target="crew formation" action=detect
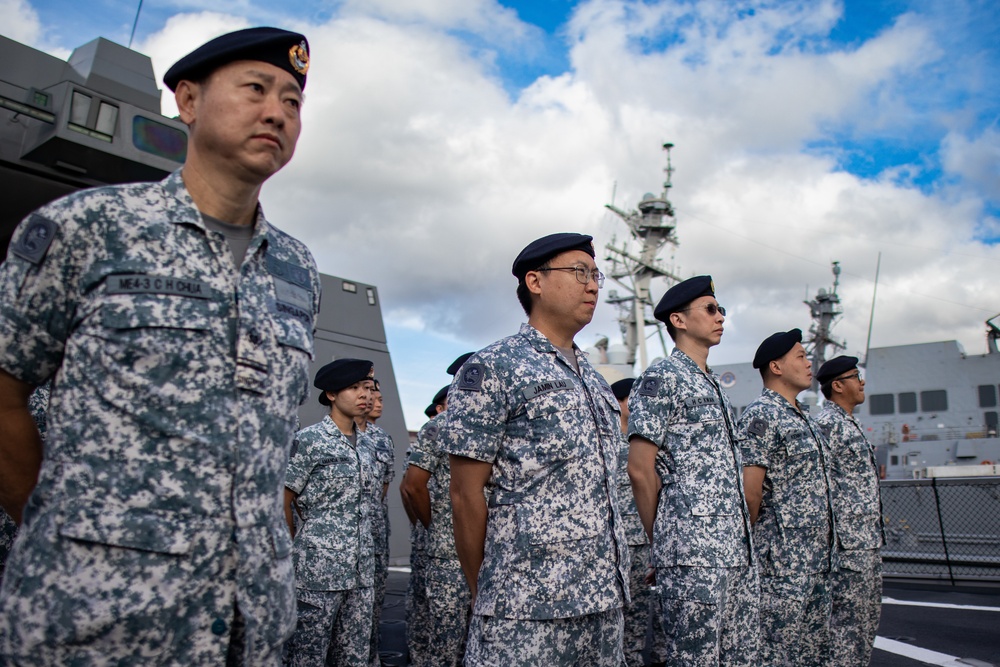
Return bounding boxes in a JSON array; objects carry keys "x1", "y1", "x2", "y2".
[{"x1": 0, "y1": 26, "x2": 885, "y2": 667}]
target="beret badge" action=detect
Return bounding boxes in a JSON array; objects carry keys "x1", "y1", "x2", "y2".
[{"x1": 289, "y1": 40, "x2": 309, "y2": 75}]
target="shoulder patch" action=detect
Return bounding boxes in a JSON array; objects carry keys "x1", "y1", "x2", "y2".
[
  {"x1": 458, "y1": 363, "x2": 485, "y2": 391},
  {"x1": 424, "y1": 424, "x2": 439, "y2": 439},
  {"x1": 637, "y1": 377, "x2": 660, "y2": 398},
  {"x1": 748, "y1": 417, "x2": 767, "y2": 438},
  {"x1": 11, "y1": 215, "x2": 58, "y2": 264}
]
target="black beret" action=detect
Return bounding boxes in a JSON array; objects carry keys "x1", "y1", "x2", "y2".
[
  {"x1": 610, "y1": 378, "x2": 635, "y2": 401},
  {"x1": 314, "y1": 358, "x2": 373, "y2": 405},
  {"x1": 512, "y1": 233, "x2": 595, "y2": 280},
  {"x1": 752, "y1": 329, "x2": 803, "y2": 369},
  {"x1": 816, "y1": 356, "x2": 859, "y2": 385},
  {"x1": 164, "y1": 27, "x2": 310, "y2": 92},
  {"x1": 424, "y1": 384, "x2": 451, "y2": 418},
  {"x1": 653, "y1": 275, "x2": 715, "y2": 323},
  {"x1": 447, "y1": 352, "x2": 474, "y2": 376}
]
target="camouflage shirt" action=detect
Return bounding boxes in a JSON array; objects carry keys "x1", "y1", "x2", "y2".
[
  {"x1": 628, "y1": 349, "x2": 753, "y2": 568},
  {"x1": 739, "y1": 389, "x2": 837, "y2": 576},
  {"x1": 441, "y1": 323, "x2": 630, "y2": 620},
  {"x1": 409, "y1": 413, "x2": 459, "y2": 560},
  {"x1": 286, "y1": 417, "x2": 377, "y2": 591},
  {"x1": 0, "y1": 170, "x2": 320, "y2": 660},
  {"x1": 359, "y1": 422, "x2": 394, "y2": 553},
  {"x1": 815, "y1": 402, "x2": 885, "y2": 565}
]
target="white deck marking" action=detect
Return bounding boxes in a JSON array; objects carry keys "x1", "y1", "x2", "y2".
[
  {"x1": 883, "y1": 596, "x2": 1000, "y2": 613},
  {"x1": 873, "y1": 637, "x2": 971, "y2": 666}
]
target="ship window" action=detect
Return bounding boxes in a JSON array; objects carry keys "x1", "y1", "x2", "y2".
[
  {"x1": 979, "y1": 385, "x2": 998, "y2": 408},
  {"x1": 869, "y1": 394, "x2": 895, "y2": 415},
  {"x1": 890, "y1": 455, "x2": 899, "y2": 466},
  {"x1": 70, "y1": 91, "x2": 92, "y2": 126},
  {"x1": 898, "y1": 392, "x2": 917, "y2": 414},
  {"x1": 132, "y1": 117, "x2": 187, "y2": 162},
  {"x1": 95, "y1": 102, "x2": 118, "y2": 136},
  {"x1": 986, "y1": 412, "x2": 998, "y2": 437},
  {"x1": 920, "y1": 390, "x2": 948, "y2": 412},
  {"x1": 366, "y1": 287, "x2": 376, "y2": 306}
]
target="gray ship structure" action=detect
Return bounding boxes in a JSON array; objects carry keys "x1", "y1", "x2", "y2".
[{"x1": 0, "y1": 34, "x2": 412, "y2": 562}]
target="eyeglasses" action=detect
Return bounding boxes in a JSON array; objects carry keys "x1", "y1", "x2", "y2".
[
  {"x1": 834, "y1": 371, "x2": 863, "y2": 383},
  {"x1": 536, "y1": 266, "x2": 605, "y2": 288},
  {"x1": 679, "y1": 303, "x2": 726, "y2": 317}
]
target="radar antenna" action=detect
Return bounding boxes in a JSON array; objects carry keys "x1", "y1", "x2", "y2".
[
  {"x1": 604, "y1": 143, "x2": 683, "y2": 369},
  {"x1": 804, "y1": 261, "x2": 847, "y2": 390}
]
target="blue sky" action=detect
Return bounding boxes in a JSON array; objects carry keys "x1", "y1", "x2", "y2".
[{"x1": 6, "y1": 0, "x2": 999, "y2": 428}]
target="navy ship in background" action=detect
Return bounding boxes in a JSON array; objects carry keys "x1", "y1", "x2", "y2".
[
  {"x1": 0, "y1": 34, "x2": 413, "y2": 563},
  {"x1": 589, "y1": 144, "x2": 1000, "y2": 482}
]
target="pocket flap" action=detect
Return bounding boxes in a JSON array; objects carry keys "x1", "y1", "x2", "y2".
[{"x1": 59, "y1": 505, "x2": 194, "y2": 555}]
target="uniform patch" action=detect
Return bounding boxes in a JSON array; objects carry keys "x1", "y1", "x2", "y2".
[
  {"x1": 458, "y1": 363, "x2": 485, "y2": 391},
  {"x1": 522, "y1": 379, "x2": 570, "y2": 401},
  {"x1": 273, "y1": 276, "x2": 312, "y2": 310},
  {"x1": 106, "y1": 274, "x2": 212, "y2": 299},
  {"x1": 271, "y1": 298, "x2": 313, "y2": 327},
  {"x1": 748, "y1": 417, "x2": 767, "y2": 437},
  {"x1": 637, "y1": 377, "x2": 660, "y2": 397},
  {"x1": 684, "y1": 395, "x2": 719, "y2": 408},
  {"x1": 424, "y1": 424, "x2": 439, "y2": 439},
  {"x1": 266, "y1": 255, "x2": 311, "y2": 289},
  {"x1": 11, "y1": 215, "x2": 57, "y2": 264}
]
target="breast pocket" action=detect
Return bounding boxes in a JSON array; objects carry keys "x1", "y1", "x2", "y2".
[
  {"x1": 520, "y1": 387, "x2": 586, "y2": 463},
  {"x1": 89, "y1": 294, "x2": 222, "y2": 408}
]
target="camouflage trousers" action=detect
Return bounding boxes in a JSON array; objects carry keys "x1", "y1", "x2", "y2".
[
  {"x1": 759, "y1": 572, "x2": 831, "y2": 667},
  {"x1": 369, "y1": 549, "x2": 389, "y2": 666},
  {"x1": 464, "y1": 607, "x2": 625, "y2": 667},
  {"x1": 284, "y1": 586, "x2": 374, "y2": 667},
  {"x1": 656, "y1": 564, "x2": 760, "y2": 666},
  {"x1": 623, "y1": 543, "x2": 665, "y2": 667},
  {"x1": 830, "y1": 550, "x2": 882, "y2": 667},
  {"x1": 425, "y1": 557, "x2": 471, "y2": 667},
  {"x1": 407, "y1": 544, "x2": 431, "y2": 666}
]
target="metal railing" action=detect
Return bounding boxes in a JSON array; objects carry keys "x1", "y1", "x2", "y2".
[{"x1": 881, "y1": 477, "x2": 1000, "y2": 585}]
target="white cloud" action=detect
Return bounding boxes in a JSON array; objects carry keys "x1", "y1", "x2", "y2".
[
  {"x1": 941, "y1": 126, "x2": 1000, "y2": 198},
  {"x1": 1, "y1": 0, "x2": 42, "y2": 45}
]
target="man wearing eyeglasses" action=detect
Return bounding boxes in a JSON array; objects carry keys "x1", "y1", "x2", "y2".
[
  {"x1": 442, "y1": 233, "x2": 630, "y2": 666},
  {"x1": 814, "y1": 356, "x2": 884, "y2": 667},
  {"x1": 738, "y1": 330, "x2": 837, "y2": 667},
  {"x1": 627, "y1": 276, "x2": 759, "y2": 666}
]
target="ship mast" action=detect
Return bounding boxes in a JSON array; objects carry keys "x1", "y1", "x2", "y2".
[
  {"x1": 604, "y1": 143, "x2": 683, "y2": 370},
  {"x1": 804, "y1": 261, "x2": 847, "y2": 390}
]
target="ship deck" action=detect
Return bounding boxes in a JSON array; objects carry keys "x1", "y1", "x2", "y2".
[{"x1": 375, "y1": 569, "x2": 1000, "y2": 666}]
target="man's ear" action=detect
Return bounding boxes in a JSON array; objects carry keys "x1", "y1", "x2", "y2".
[
  {"x1": 524, "y1": 270, "x2": 544, "y2": 297},
  {"x1": 175, "y1": 80, "x2": 200, "y2": 126}
]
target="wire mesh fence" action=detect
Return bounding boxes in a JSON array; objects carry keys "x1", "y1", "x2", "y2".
[{"x1": 881, "y1": 477, "x2": 1000, "y2": 584}]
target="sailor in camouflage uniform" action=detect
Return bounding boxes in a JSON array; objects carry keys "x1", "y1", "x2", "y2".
[
  {"x1": 402, "y1": 384, "x2": 471, "y2": 666},
  {"x1": 362, "y1": 379, "x2": 396, "y2": 666},
  {"x1": 0, "y1": 28, "x2": 319, "y2": 665},
  {"x1": 284, "y1": 359, "x2": 378, "y2": 667},
  {"x1": 443, "y1": 233, "x2": 630, "y2": 666},
  {"x1": 739, "y1": 330, "x2": 837, "y2": 667},
  {"x1": 401, "y1": 393, "x2": 448, "y2": 667},
  {"x1": 611, "y1": 378, "x2": 667, "y2": 667},
  {"x1": 815, "y1": 356, "x2": 884, "y2": 667},
  {"x1": 0, "y1": 384, "x2": 50, "y2": 587},
  {"x1": 628, "y1": 277, "x2": 759, "y2": 666}
]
